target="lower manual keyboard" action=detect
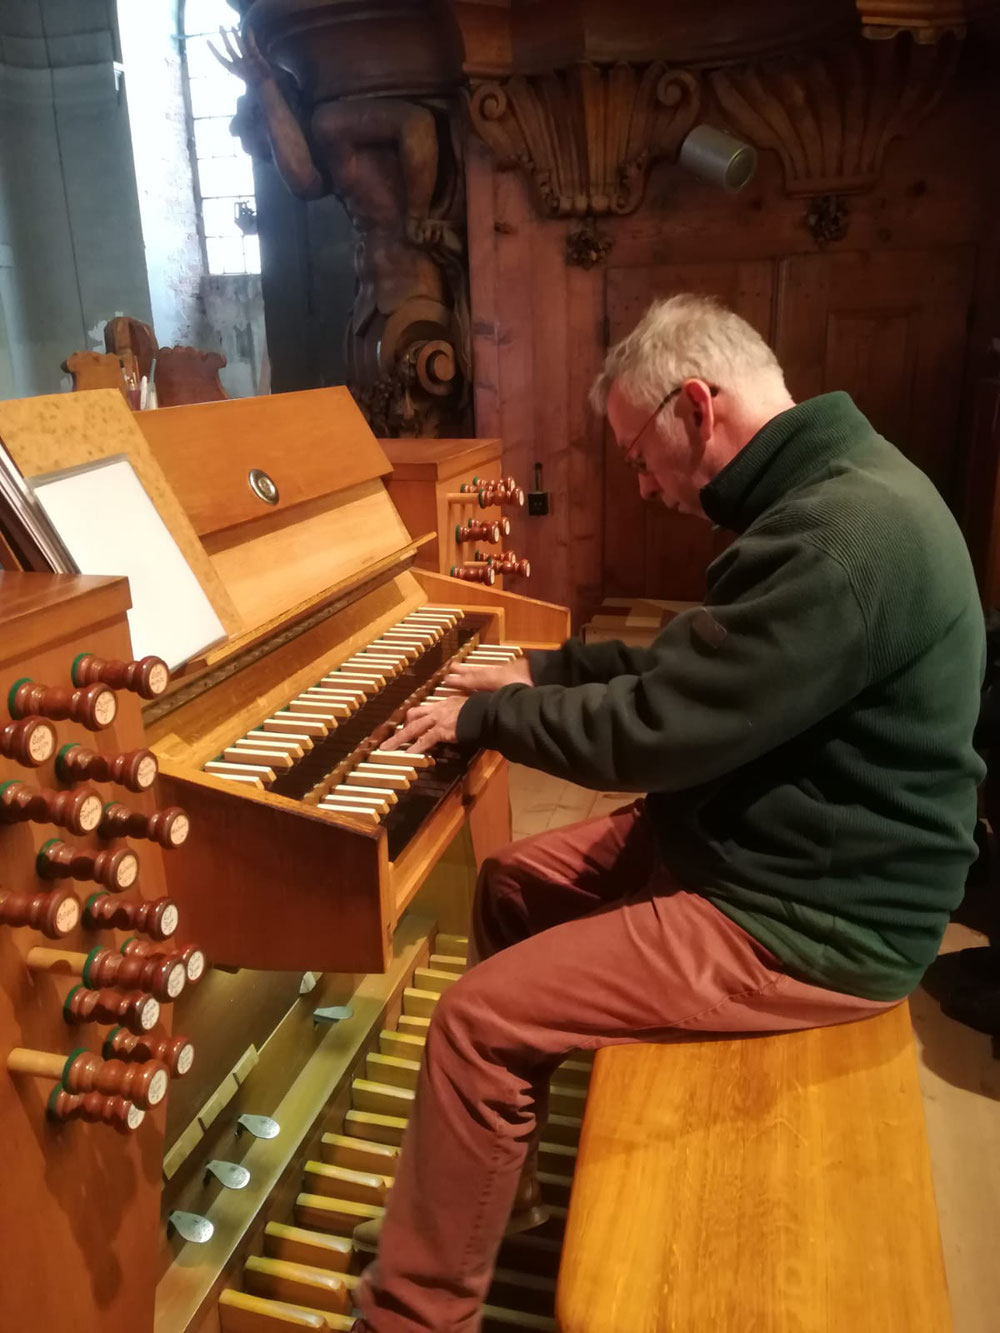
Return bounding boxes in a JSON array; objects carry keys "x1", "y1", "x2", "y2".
[{"x1": 203, "y1": 608, "x2": 523, "y2": 857}]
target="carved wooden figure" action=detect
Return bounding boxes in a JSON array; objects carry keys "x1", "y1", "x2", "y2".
[{"x1": 214, "y1": 4, "x2": 470, "y2": 435}]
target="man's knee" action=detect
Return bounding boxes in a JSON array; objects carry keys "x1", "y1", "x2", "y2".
[{"x1": 476, "y1": 840, "x2": 527, "y2": 895}]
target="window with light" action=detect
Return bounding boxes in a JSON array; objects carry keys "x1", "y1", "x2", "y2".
[{"x1": 183, "y1": 0, "x2": 260, "y2": 275}]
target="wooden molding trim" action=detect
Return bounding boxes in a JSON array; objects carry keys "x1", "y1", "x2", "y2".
[
  {"x1": 710, "y1": 31, "x2": 962, "y2": 197},
  {"x1": 467, "y1": 62, "x2": 700, "y2": 218},
  {"x1": 858, "y1": 0, "x2": 1000, "y2": 39}
]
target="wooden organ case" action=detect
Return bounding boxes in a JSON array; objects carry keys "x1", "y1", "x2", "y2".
[{"x1": 0, "y1": 387, "x2": 571, "y2": 1333}]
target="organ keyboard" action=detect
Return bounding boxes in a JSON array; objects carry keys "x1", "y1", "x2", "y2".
[{"x1": 0, "y1": 385, "x2": 571, "y2": 1333}]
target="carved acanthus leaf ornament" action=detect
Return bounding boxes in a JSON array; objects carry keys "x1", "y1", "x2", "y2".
[{"x1": 468, "y1": 63, "x2": 700, "y2": 218}]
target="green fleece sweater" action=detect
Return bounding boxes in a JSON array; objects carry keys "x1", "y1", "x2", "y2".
[{"x1": 456, "y1": 392, "x2": 986, "y2": 1001}]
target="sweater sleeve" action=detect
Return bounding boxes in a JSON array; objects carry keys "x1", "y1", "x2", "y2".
[
  {"x1": 456, "y1": 534, "x2": 870, "y2": 792},
  {"x1": 527, "y1": 639, "x2": 659, "y2": 686}
]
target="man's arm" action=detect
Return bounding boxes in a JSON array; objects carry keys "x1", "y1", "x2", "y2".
[
  {"x1": 527, "y1": 638, "x2": 659, "y2": 687},
  {"x1": 456, "y1": 535, "x2": 871, "y2": 792}
]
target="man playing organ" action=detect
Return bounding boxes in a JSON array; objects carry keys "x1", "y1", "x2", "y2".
[{"x1": 350, "y1": 294, "x2": 986, "y2": 1331}]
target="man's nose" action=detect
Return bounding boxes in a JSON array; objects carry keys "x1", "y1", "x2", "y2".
[{"x1": 638, "y1": 472, "x2": 660, "y2": 500}]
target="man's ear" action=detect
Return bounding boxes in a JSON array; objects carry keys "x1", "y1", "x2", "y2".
[{"x1": 681, "y1": 379, "x2": 715, "y2": 443}]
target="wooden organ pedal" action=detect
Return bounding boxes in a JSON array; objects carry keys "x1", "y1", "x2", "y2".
[{"x1": 0, "y1": 387, "x2": 572, "y2": 1333}]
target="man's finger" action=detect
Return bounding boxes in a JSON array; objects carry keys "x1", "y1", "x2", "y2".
[
  {"x1": 207, "y1": 39, "x2": 231, "y2": 69},
  {"x1": 405, "y1": 726, "x2": 440, "y2": 755},
  {"x1": 382, "y1": 713, "x2": 433, "y2": 751},
  {"x1": 219, "y1": 26, "x2": 240, "y2": 59}
]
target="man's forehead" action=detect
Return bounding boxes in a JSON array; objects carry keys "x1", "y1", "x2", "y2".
[{"x1": 607, "y1": 380, "x2": 646, "y2": 423}]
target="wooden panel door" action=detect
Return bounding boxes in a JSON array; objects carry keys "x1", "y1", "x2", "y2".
[
  {"x1": 603, "y1": 260, "x2": 776, "y2": 601},
  {"x1": 775, "y1": 248, "x2": 976, "y2": 496}
]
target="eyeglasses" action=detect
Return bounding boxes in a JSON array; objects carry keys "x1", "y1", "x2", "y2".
[{"x1": 621, "y1": 383, "x2": 719, "y2": 473}]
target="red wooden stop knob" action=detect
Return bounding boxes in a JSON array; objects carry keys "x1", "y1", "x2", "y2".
[
  {"x1": 104, "y1": 1027, "x2": 194, "y2": 1078},
  {"x1": 0, "y1": 780, "x2": 104, "y2": 836},
  {"x1": 485, "y1": 552, "x2": 531, "y2": 578},
  {"x1": 83, "y1": 946, "x2": 186, "y2": 1002},
  {"x1": 56, "y1": 743, "x2": 158, "y2": 793},
  {"x1": 122, "y1": 937, "x2": 206, "y2": 985},
  {"x1": 72, "y1": 652, "x2": 170, "y2": 700},
  {"x1": 63, "y1": 984, "x2": 160, "y2": 1035},
  {"x1": 36, "y1": 839, "x2": 139, "y2": 892},
  {"x1": 98, "y1": 802, "x2": 190, "y2": 849},
  {"x1": 47, "y1": 1086, "x2": 144, "y2": 1135},
  {"x1": 449, "y1": 564, "x2": 495, "y2": 585},
  {"x1": 8, "y1": 678, "x2": 116, "y2": 731},
  {"x1": 0, "y1": 717, "x2": 58, "y2": 767},
  {"x1": 455, "y1": 519, "x2": 501, "y2": 545},
  {"x1": 83, "y1": 892, "x2": 178, "y2": 941},
  {"x1": 0, "y1": 887, "x2": 80, "y2": 938},
  {"x1": 59, "y1": 1047, "x2": 169, "y2": 1110},
  {"x1": 9, "y1": 1046, "x2": 168, "y2": 1110}
]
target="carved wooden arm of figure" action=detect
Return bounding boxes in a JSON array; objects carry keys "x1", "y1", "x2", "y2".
[{"x1": 209, "y1": 27, "x2": 325, "y2": 201}]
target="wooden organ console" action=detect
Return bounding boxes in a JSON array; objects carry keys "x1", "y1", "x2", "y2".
[
  {"x1": 0, "y1": 387, "x2": 573, "y2": 1333},
  {"x1": 381, "y1": 437, "x2": 532, "y2": 589}
]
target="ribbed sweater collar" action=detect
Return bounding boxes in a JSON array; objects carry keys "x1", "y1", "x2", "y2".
[{"x1": 701, "y1": 391, "x2": 872, "y2": 532}]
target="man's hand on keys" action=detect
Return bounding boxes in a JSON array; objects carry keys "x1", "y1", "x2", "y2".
[
  {"x1": 443, "y1": 657, "x2": 532, "y2": 694},
  {"x1": 382, "y1": 695, "x2": 466, "y2": 754},
  {"x1": 384, "y1": 655, "x2": 532, "y2": 754}
]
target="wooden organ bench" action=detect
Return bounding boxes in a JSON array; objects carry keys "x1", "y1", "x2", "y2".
[{"x1": 557, "y1": 1002, "x2": 952, "y2": 1332}]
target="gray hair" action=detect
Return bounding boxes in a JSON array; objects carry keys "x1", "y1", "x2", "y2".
[{"x1": 590, "y1": 293, "x2": 786, "y2": 413}]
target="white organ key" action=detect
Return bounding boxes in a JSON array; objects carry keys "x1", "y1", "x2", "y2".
[
  {"x1": 205, "y1": 760, "x2": 276, "y2": 782},
  {"x1": 357, "y1": 762, "x2": 418, "y2": 779},
  {"x1": 389, "y1": 622, "x2": 440, "y2": 638},
  {"x1": 382, "y1": 629, "x2": 437, "y2": 645},
  {"x1": 321, "y1": 803, "x2": 380, "y2": 824},
  {"x1": 302, "y1": 687, "x2": 364, "y2": 703},
  {"x1": 209, "y1": 772, "x2": 264, "y2": 787},
  {"x1": 369, "y1": 749, "x2": 433, "y2": 768},
  {"x1": 322, "y1": 788, "x2": 390, "y2": 809},
  {"x1": 289, "y1": 698, "x2": 352, "y2": 718},
  {"x1": 342, "y1": 660, "x2": 395, "y2": 678},
  {"x1": 330, "y1": 783, "x2": 398, "y2": 805},
  {"x1": 322, "y1": 673, "x2": 381, "y2": 693},
  {"x1": 369, "y1": 645, "x2": 417, "y2": 662},
  {"x1": 347, "y1": 768, "x2": 409, "y2": 791},
  {"x1": 245, "y1": 730, "x2": 308, "y2": 754},
  {"x1": 321, "y1": 793, "x2": 390, "y2": 815},
  {"x1": 263, "y1": 714, "x2": 328, "y2": 737},
  {"x1": 224, "y1": 745, "x2": 294, "y2": 769}
]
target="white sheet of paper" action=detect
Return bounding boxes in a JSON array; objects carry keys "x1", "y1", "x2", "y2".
[{"x1": 30, "y1": 455, "x2": 226, "y2": 669}]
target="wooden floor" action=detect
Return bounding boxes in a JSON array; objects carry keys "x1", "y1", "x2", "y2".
[{"x1": 508, "y1": 764, "x2": 998, "y2": 1333}]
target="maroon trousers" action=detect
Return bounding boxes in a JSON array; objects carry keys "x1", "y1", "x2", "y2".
[{"x1": 357, "y1": 802, "x2": 895, "y2": 1331}]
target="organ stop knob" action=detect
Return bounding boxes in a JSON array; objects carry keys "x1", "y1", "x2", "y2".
[
  {"x1": 56, "y1": 743, "x2": 158, "y2": 793},
  {"x1": 8, "y1": 679, "x2": 116, "y2": 731},
  {"x1": 47, "y1": 1087, "x2": 144, "y2": 1134},
  {"x1": 103, "y1": 1028, "x2": 194, "y2": 1078},
  {"x1": 0, "y1": 781, "x2": 103, "y2": 836},
  {"x1": 83, "y1": 892, "x2": 178, "y2": 941},
  {"x1": 8, "y1": 1046, "x2": 169, "y2": 1111},
  {"x1": 36, "y1": 839, "x2": 139, "y2": 892},
  {"x1": 28, "y1": 944, "x2": 186, "y2": 1003},
  {"x1": 98, "y1": 802, "x2": 190, "y2": 849},
  {"x1": 0, "y1": 717, "x2": 58, "y2": 767},
  {"x1": 0, "y1": 887, "x2": 81, "y2": 938},
  {"x1": 71, "y1": 652, "x2": 169, "y2": 700},
  {"x1": 63, "y1": 985, "x2": 160, "y2": 1035}
]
